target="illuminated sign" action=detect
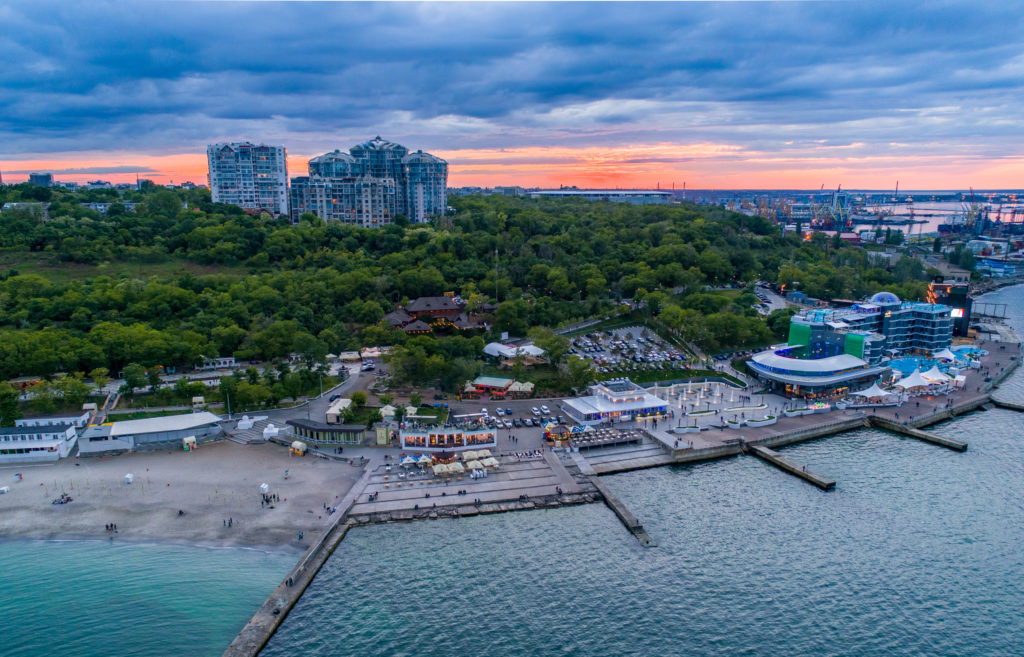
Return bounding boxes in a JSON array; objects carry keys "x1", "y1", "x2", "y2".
[{"x1": 950, "y1": 308, "x2": 964, "y2": 318}]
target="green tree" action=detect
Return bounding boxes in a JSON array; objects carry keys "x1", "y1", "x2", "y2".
[
  {"x1": 89, "y1": 367, "x2": 111, "y2": 393},
  {"x1": 351, "y1": 390, "x2": 367, "y2": 408},
  {"x1": 122, "y1": 363, "x2": 147, "y2": 394},
  {"x1": 567, "y1": 356, "x2": 595, "y2": 392},
  {"x1": 410, "y1": 391, "x2": 422, "y2": 407},
  {"x1": 0, "y1": 382, "x2": 21, "y2": 426}
]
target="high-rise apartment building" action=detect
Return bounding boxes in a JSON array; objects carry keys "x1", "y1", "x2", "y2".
[
  {"x1": 290, "y1": 137, "x2": 447, "y2": 226},
  {"x1": 207, "y1": 142, "x2": 288, "y2": 215}
]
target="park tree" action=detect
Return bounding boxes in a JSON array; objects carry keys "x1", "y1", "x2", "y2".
[
  {"x1": 351, "y1": 390, "x2": 367, "y2": 408},
  {"x1": 122, "y1": 363, "x2": 147, "y2": 394},
  {"x1": 89, "y1": 367, "x2": 111, "y2": 392},
  {"x1": 567, "y1": 356, "x2": 595, "y2": 392},
  {"x1": 0, "y1": 382, "x2": 21, "y2": 426}
]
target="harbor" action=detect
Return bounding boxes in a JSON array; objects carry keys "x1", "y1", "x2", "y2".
[{"x1": 222, "y1": 332, "x2": 1021, "y2": 656}]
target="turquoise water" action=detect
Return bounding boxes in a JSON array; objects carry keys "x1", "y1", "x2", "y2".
[
  {"x1": 263, "y1": 284, "x2": 1024, "y2": 657},
  {"x1": 0, "y1": 541, "x2": 293, "y2": 657}
]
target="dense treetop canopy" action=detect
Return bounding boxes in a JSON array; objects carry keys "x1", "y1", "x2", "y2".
[{"x1": 0, "y1": 183, "x2": 934, "y2": 380}]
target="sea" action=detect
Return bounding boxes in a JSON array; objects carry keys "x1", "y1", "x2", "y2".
[{"x1": 4, "y1": 285, "x2": 1024, "y2": 657}]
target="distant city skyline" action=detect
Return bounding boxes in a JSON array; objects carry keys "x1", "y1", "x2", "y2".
[{"x1": 1, "y1": 1, "x2": 1022, "y2": 190}]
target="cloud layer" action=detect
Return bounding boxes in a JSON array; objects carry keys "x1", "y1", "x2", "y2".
[{"x1": 1, "y1": 1, "x2": 1022, "y2": 187}]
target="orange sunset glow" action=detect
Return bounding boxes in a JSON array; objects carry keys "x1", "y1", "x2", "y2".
[{"x1": 5, "y1": 145, "x2": 1024, "y2": 191}]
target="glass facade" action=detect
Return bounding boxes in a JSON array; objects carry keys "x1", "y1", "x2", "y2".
[{"x1": 290, "y1": 137, "x2": 447, "y2": 226}]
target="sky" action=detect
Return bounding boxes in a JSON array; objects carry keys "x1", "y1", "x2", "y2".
[{"x1": 1, "y1": 0, "x2": 1023, "y2": 190}]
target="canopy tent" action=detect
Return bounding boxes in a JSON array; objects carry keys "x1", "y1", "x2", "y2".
[
  {"x1": 482, "y1": 457, "x2": 500, "y2": 468},
  {"x1": 894, "y1": 369, "x2": 933, "y2": 389},
  {"x1": 466, "y1": 460, "x2": 485, "y2": 470},
  {"x1": 508, "y1": 380, "x2": 535, "y2": 395},
  {"x1": 405, "y1": 406, "x2": 418, "y2": 417},
  {"x1": 851, "y1": 383, "x2": 895, "y2": 398},
  {"x1": 432, "y1": 463, "x2": 449, "y2": 476},
  {"x1": 400, "y1": 456, "x2": 417, "y2": 467},
  {"x1": 259, "y1": 482, "x2": 270, "y2": 495},
  {"x1": 182, "y1": 435, "x2": 197, "y2": 451},
  {"x1": 447, "y1": 461, "x2": 466, "y2": 474},
  {"x1": 932, "y1": 347, "x2": 958, "y2": 362},
  {"x1": 922, "y1": 365, "x2": 951, "y2": 383},
  {"x1": 380, "y1": 404, "x2": 397, "y2": 419},
  {"x1": 290, "y1": 440, "x2": 308, "y2": 454},
  {"x1": 462, "y1": 450, "x2": 479, "y2": 461},
  {"x1": 417, "y1": 454, "x2": 433, "y2": 467}
]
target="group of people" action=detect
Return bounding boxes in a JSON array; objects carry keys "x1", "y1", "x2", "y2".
[
  {"x1": 261, "y1": 492, "x2": 279, "y2": 508},
  {"x1": 104, "y1": 523, "x2": 118, "y2": 532}
]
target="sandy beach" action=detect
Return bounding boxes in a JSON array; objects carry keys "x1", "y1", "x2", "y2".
[{"x1": 0, "y1": 441, "x2": 361, "y2": 550}]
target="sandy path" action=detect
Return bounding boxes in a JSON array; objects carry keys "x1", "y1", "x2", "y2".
[{"x1": 0, "y1": 441, "x2": 361, "y2": 550}]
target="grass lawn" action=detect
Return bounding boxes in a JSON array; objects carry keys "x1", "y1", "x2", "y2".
[{"x1": 409, "y1": 406, "x2": 448, "y2": 423}]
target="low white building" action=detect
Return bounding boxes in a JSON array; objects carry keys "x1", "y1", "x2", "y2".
[
  {"x1": 562, "y1": 379, "x2": 669, "y2": 425},
  {"x1": 16, "y1": 412, "x2": 91, "y2": 428},
  {"x1": 483, "y1": 342, "x2": 545, "y2": 359},
  {"x1": 78, "y1": 411, "x2": 223, "y2": 456},
  {"x1": 0, "y1": 423, "x2": 78, "y2": 464}
]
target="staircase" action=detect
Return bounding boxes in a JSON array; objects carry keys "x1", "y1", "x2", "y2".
[{"x1": 225, "y1": 416, "x2": 276, "y2": 445}]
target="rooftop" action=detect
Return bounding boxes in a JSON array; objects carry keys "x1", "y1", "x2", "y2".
[{"x1": 108, "y1": 411, "x2": 222, "y2": 437}]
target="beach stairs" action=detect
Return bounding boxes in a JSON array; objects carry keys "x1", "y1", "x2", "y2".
[{"x1": 227, "y1": 417, "x2": 275, "y2": 445}]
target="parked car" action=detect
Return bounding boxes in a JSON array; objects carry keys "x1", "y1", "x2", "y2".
[
  {"x1": 531, "y1": 407, "x2": 541, "y2": 415},
  {"x1": 512, "y1": 418, "x2": 523, "y2": 428},
  {"x1": 503, "y1": 419, "x2": 513, "y2": 429},
  {"x1": 496, "y1": 408, "x2": 504, "y2": 416},
  {"x1": 541, "y1": 405, "x2": 550, "y2": 414},
  {"x1": 505, "y1": 407, "x2": 513, "y2": 416}
]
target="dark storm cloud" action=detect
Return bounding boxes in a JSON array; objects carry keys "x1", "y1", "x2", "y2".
[{"x1": 0, "y1": 1, "x2": 1021, "y2": 156}]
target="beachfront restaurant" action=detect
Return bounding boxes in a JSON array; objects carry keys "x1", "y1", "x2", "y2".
[
  {"x1": 285, "y1": 419, "x2": 367, "y2": 445},
  {"x1": 562, "y1": 379, "x2": 669, "y2": 425},
  {"x1": 747, "y1": 349, "x2": 888, "y2": 399},
  {"x1": 400, "y1": 428, "x2": 497, "y2": 452}
]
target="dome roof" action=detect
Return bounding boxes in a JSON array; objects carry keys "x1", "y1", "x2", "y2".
[
  {"x1": 352, "y1": 136, "x2": 405, "y2": 151},
  {"x1": 868, "y1": 291, "x2": 901, "y2": 305},
  {"x1": 401, "y1": 150, "x2": 445, "y2": 164},
  {"x1": 309, "y1": 150, "x2": 355, "y2": 163}
]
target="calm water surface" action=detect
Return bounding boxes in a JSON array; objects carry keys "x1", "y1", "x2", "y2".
[{"x1": 0, "y1": 541, "x2": 292, "y2": 657}]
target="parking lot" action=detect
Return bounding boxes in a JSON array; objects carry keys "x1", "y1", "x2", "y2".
[{"x1": 569, "y1": 325, "x2": 691, "y2": 377}]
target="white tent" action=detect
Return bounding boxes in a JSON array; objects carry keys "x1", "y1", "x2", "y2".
[
  {"x1": 380, "y1": 404, "x2": 397, "y2": 419},
  {"x1": 482, "y1": 457, "x2": 500, "y2": 468},
  {"x1": 851, "y1": 383, "x2": 894, "y2": 398},
  {"x1": 400, "y1": 456, "x2": 417, "y2": 467},
  {"x1": 448, "y1": 462, "x2": 466, "y2": 474},
  {"x1": 932, "y1": 347, "x2": 957, "y2": 362},
  {"x1": 462, "y1": 450, "x2": 479, "y2": 461},
  {"x1": 894, "y1": 369, "x2": 933, "y2": 389},
  {"x1": 405, "y1": 406, "x2": 418, "y2": 417},
  {"x1": 475, "y1": 449, "x2": 493, "y2": 458},
  {"x1": 259, "y1": 482, "x2": 270, "y2": 495},
  {"x1": 432, "y1": 463, "x2": 449, "y2": 476},
  {"x1": 466, "y1": 460, "x2": 485, "y2": 470},
  {"x1": 417, "y1": 454, "x2": 433, "y2": 467},
  {"x1": 922, "y1": 365, "x2": 951, "y2": 383}
]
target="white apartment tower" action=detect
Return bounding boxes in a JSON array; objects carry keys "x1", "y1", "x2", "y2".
[{"x1": 207, "y1": 142, "x2": 288, "y2": 215}]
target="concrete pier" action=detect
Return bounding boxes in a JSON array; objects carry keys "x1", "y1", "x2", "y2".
[
  {"x1": 869, "y1": 417, "x2": 967, "y2": 451},
  {"x1": 587, "y1": 475, "x2": 656, "y2": 547},
  {"x1": 748, "y1": 445, "x2": 835, "y2": 490},
  {"x1": 990, "y1": 398, "x2": 1024, "y2": 413}
]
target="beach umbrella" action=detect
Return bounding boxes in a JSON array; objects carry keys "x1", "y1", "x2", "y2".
[
  {"x1": 418, "y1": 455, "x2": 433, "y2": 468},
  {"x1": 448, "y1": 462, "x2": 466, "y2": 474},
  {"x1": 432, "y1": 463, "x2": 449, "y2": 476},
  {"x1": 462, "y1": 450, "x2": 479, "y2": 461},
  {"x1": 482, "y1": 457, "x2": 500, "y2": 468},
  {"x1": 466, "y1": 460, "x2": 485, "y2": 470},
  {"x1": 475, "y1": 449, "x2": 492, "y2": 458},
  {"x1": 401, "y1": 456, "x2": 417, "y2": 468}
]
